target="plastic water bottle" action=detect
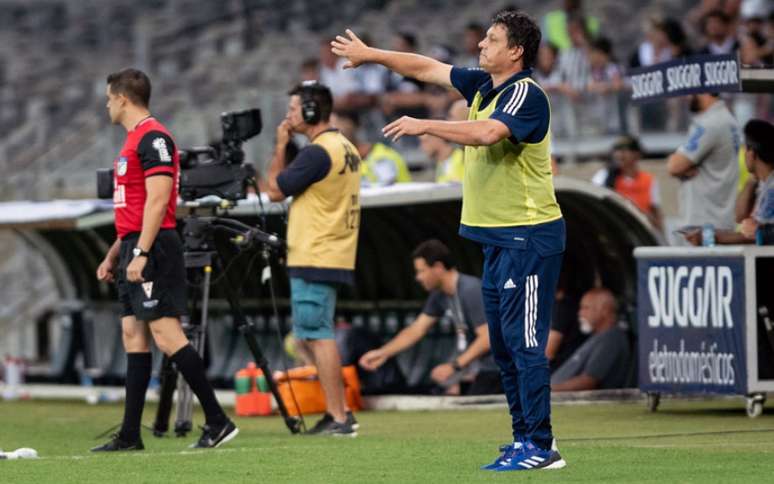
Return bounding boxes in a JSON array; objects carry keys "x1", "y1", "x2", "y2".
[{"x1": 702, "y1": 223, "x2": 715, "y2": 247}]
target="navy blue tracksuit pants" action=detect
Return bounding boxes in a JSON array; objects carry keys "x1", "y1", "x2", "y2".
[{"x1": 480, "y1": 218, "x2": 565, "y2": 450}]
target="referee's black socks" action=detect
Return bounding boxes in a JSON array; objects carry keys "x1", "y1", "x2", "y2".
[
  {"x1": 119, "y1": 352, "x2": 152, "y2": 443},
  {"x1": 170, "y1": 344, "x2": 227, "y2": 426}
]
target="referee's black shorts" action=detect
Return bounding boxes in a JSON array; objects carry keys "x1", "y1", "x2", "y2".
[{"x1": 117, "y1": 229, "x2": 187, "y2": 322}]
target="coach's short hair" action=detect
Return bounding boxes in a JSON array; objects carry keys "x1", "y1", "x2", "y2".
[
  {"x1": 491, "y1": 9, "x2": 542, "y2": 69},
  {"x1": 106, "y1": 68, "x2": 151, "y2": 107},
  {"x1": 412, "y1": 239, "x2": 456, "y2": 270}
]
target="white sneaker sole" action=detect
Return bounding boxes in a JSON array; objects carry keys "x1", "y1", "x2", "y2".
[
  {"x1": 214, "y1": 427, "x2": 239, "y2": 448},
  {"x1": 542, "y1": 458, "x2": 566, "y2": 470}
]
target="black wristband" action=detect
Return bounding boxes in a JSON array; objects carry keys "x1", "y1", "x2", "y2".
[{"x1": 451, "y1": 360, "x2": 463, "y2": 372}]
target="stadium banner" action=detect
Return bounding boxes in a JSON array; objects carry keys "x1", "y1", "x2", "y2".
[
  {"x1": 628, "y1": 54, "x2": 741, "y2": 104},
  {"x1": 637, "y1": 256, "x2": 746, "y2": 395}
]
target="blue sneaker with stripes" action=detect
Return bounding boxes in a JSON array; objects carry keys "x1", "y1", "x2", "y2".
[
  {"x1": 480, "y1": 441, "x2": 523, "y2": 470},
  {"x1": 494, "y1": 440, "x2": 566, "y2": 471}
]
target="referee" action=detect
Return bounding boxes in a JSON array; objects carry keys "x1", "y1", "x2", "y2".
[
  {"x1": 92, "y1": 68, "x2": 237, "y2": 451},
  {"x1": 333, "y1": 9, "x2": 566, "y2": 470}
]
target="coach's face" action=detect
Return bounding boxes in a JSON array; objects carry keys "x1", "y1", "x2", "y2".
[
  {"x1": 478, "y1": 24, "x2": 523, "y2": 73},
  {"x1": 414, "y1": 258, "x2": 442, "y2": 291},
  {"x1": 285, "y1": 95, "x2": 306, "y2": 133},
  {"x1": 105, "y1": 85, "x2": 125, "y2": 125}
]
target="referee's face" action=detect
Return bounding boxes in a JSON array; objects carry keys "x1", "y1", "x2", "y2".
[
  {"x1": 479, "y1": 24, "x2": 522, "y2": 74},
  {"x1": 105, "y1": 85, "x2": 124, "y2": 125}
]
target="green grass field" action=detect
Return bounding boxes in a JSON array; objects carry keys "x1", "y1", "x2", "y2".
[{"x1": 1, "y1": 399, "x2": 773, "y2": 483}]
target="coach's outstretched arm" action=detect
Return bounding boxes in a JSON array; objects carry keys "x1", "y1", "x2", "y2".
[
  {"x1": 332, "y1": 30, "x2": 512, "y2": 147},
  {"x1": 331, "y1": 29, "x2": 453, "y2": 88}
]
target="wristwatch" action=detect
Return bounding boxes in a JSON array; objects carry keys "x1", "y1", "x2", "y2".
[
  {"x1": 132, "y1": 247, "x2": 150, "y2": 258},
  {"x1": 451, "y1": 360, "x2": 463, "y2": 372}
]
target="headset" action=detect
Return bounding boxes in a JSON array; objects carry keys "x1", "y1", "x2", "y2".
[{"x1": 300, "y1": 80, "x2": 321, "y2": 124}]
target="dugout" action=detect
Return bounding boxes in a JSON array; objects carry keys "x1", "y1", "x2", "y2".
[{"x1": 0, "y1": 180, "x2": 661, "y2": 391}]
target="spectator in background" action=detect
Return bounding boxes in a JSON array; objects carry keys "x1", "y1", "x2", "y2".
[
  {"x1": 533, "y1": 42, "x2": 562, "y2": 93},
  {"x1": 557, "y1": 15, "x2": 591, "y2": 102},
  {"x1": 592, "y1": 135, "x2": 663, "y2": 230},
  {"x1": 735, "y1": 5, "x2": 773, "y2": 125},
  {"x1": 420, "y1": 133, "x2": 464, "y2": 183},
  {"x1": 551, "y1": 288, "x2": 632, "y2": 391},
  {"x1": 300, "y1": 58, "x2": 320, "y2": 82},
  {"x1": 663, "y1": 18, "x2": 693, "y2": 58},
  {"x1": 350, "y1": 34, "x2": 391, "y2": 109},
  {"x1": 359, "y1": 240, "x2": 500, "y2": 395},
  {"x1": 739, "y1": 6, "x2": 774, "y2": 65},
  {"x1": 629, "y1": 17, "x2": 674, "y2": 132},
  {"x1": 382, "y1": 32, "x2": 430, "y2": 121},
  {"x1": 586, "y1": 37, "x2": 624, "y2": 134},
  {"x1": 318, "y1": 37, "x2": 361, "y2": 103},
  {"x1": 668, "y1": 93, "x2": 740, "y2": 233},
  {"x1": 331, "y1": 111, "x2": 411, "y2": 186},
  {"x1": 457, "y1": 23, "x2": 486, "y2": 68},
  {"x1": 698, "y1": 9, "x2": 740, "y2": 54},
  {"x1": 685, "y1": 119, "x2": 774, "y2": 245},
  {"x1": 542, "y1": 0, "x2": 599, "y2": 52},
  {"x1": 629, "y1": 16, "x2": 674, "y2": 69},
  {"x1": 447, "y1": 98, "x2": 469, "y2": 122}
]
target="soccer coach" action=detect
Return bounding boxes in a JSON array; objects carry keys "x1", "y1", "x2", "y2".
[
  {"x1": 333, "y1": 10, "x2": 566, "y2": 470},
  {"x1": 264, "y1": 82, "x2": 361, "y2": 436},
  {"x1": 93, "y1": 68, "x2": 236, "y2": 451}
]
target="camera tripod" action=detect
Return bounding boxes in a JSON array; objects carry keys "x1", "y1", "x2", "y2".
[{"x1": 151, "y1": 209, "x2": 302, "y2": 436}]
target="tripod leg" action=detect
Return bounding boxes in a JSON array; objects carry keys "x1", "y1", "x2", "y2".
[
  {"x1": 174, "y1": 261, "x2": 212, "y2": 437},
  {"x1": 152, "y1": 355, "x2": 177, "y2": 437},
  {"x1": 212, "y1": 254, "x2": 300, "y2": 434},
  {"x1": 238, "y1": 327, "x2": 301, "y2": 433},
  {"x1": 174, "y1": 372, "x2": 194, "y2": 437}
]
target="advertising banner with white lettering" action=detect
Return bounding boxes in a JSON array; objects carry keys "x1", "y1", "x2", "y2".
[
  {"x1": 638, "y1": 257, "x2": 746, "y2": 394},
  {"x1": 628, "y1": 54, "x2": 741, "y2": 104}
]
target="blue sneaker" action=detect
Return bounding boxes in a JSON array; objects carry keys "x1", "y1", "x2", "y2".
[
  {"x1": 480, "y1": 441, "x2": 523, "y2": 470},
  {"x1": 494, "y1": 440, "x2": 566, "y2": 471}
]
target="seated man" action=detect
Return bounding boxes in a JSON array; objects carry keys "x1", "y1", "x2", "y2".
[
  {"x1": 546, "y1": 272, "x2": 585, "y2": 371},
  {"x1": 684, "y1": 119, "x2": 774, "y2": 246},
  {"x1": 551, "y1": 288, "x2": 631, "y2": 391},
  {"x1": 359, "y1": 239, "x2": 500, "y2": 395},
  {"x1": 592, "y1": 135, "x2": 663, "y2": 230}
]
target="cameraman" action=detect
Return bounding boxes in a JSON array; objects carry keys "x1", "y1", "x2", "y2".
[
  {"x1": 265, "y1": 82, "x2": 361, "y2": 436},
  {"x1": 93, "y1": 68, "x2": 236, "y2": 452}
]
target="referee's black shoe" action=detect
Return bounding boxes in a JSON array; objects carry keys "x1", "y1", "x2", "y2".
[
  {"x1": 90, "y1": 433, "x2": 144, "y2": 452},
  {"x1": 190, "y1": 419, "x2": 239, "y2": 449}
]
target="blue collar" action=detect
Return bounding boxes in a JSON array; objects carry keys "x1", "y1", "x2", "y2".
[{"x1": 478, "y1": 68, "x2": 533, "y2": 110}]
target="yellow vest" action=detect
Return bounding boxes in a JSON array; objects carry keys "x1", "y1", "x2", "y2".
[
  {"x1": 361, "y1": 142, "x2": 412, "y2": 185},
  {"x1": 286, "y1": 130, "x2": 361, "y2": 271},
  {"x1": 462, "y1": 77, "x2": 562, "y2": 227},
  {"x1": 436, "y1": 148, "x2": 465, "y2": 183}
]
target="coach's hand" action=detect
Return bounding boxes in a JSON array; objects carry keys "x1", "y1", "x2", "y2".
[
  {"x1": 383, "y1": 116, "x2": 426, "y2": 142},
  {"x1": 331, "y1": 29, "x2": 371, "y2": 69},
  {"x1": 359, "y1": 349, "x2": 388, "y2": 371},
  {"x1": 430, "y1": 363, "x2": 455, "y2": 384},
  {"x1": 126, "y1": 256, "x2": 146, "y2": 283},
  {"x1": 96, "y1": 256, "x2": 117, "y2": 283}
]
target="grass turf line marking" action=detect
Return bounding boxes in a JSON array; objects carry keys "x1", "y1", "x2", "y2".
[{"x1": 562, "y1": 428, "x2": 774, "y2": 442}]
